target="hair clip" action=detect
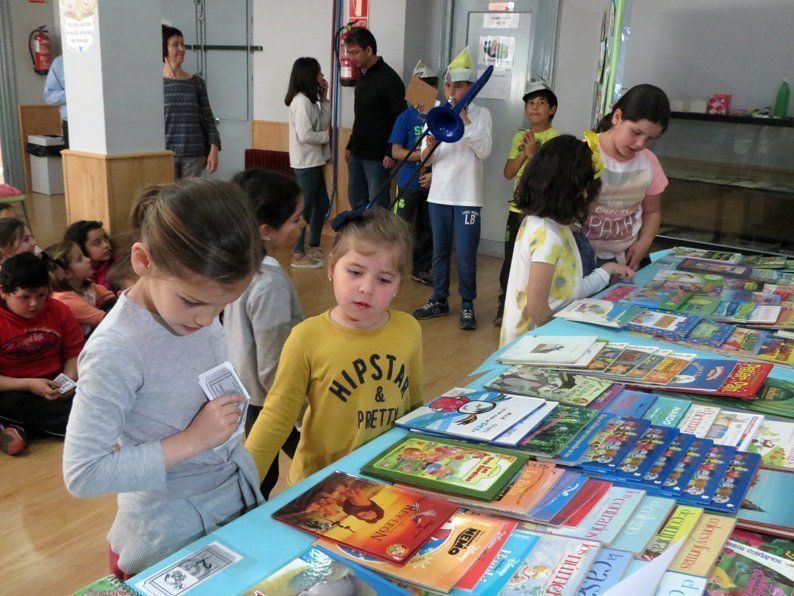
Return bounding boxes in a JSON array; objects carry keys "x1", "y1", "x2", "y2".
[{"x1": 583, "y1": 130, "x2": 604, "y2": 179}]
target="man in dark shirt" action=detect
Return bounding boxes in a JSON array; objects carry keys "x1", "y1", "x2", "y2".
[{"x1": 344, "y1": 28, "x2": 406, "y2": 210}]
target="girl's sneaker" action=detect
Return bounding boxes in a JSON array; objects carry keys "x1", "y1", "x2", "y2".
[
  {"x1": 0, "y1": 424, "x2": 27, "y2": 456},
  {"x1": 291, "y1": 252, "x2": 323, "y2": 270},
  {"x1": 307, "y1": 246, "x2": 325, "y2": 263}
]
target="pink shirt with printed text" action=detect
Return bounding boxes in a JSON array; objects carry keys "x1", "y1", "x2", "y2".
[{"x1": 584, "y1": 138, "x2": 668, "y2": 260}]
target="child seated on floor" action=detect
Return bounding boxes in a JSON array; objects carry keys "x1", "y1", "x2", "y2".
[
  {"x1": 0, "y1": 253, "x2": 84, "y2": 456},
  {"x1": 64, "y1": 220, "x2": 115, "y2": 291},
  {"x1": 0, "y1": 218, "x2": 37, "y2": 264},
  {"x1": 246, "y1": 206, "x2": 423, "y2": 487},
  {"x1": 45, "y1": 241, "x2": 117, "y2": 336}
]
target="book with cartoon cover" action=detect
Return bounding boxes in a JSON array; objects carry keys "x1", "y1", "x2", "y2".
[
  {"x1": 704, "y1": 411, "x2": 764, "y2": 450},
  {"x1": 625, "y1": 310, "x2": 702, "y2": 341},
  {"x1": 668, "y1": 247, "x2": 744, "y2": 263},
  {"x1": 362, "y1": 435, "x2": 529, "y2": 500},
  {"x1": 497, "y1": 335, "x2": 601, "y2": 365},
  {"x1": 706, "y1": 539, "x2": 794, "y2": 595},
  {"x1": 679, "y1": 444, "x2": 736, "y2": 506},
  {"x1": 602, "y1": 347, "x2": 659, "y2": 378},
  {"x1": 516, "y1": 404, "x2": 599, "y2": 458},
  {"x1": 719, "y1": 327, "x2": 768, "y2": 358},
  {"x1": 645, "y1": 270, "x2": 725, "y2": 296},
  {"x1": 643, "y1": 395, "x2": 691, "y2": 428},
  {"x1": 737, "y1": 468, "x2": 794, "y2": 538},
  {"x1": 678, "y1": 258, "x2": 753, "y2": 279},
  {"x1": 643, "y1": 432, "x2": 696, "y2": 486},
  {"x1": 602, "y1": 390, "x2": 657, "y2": 418},
  {"x1": 272, "y1": 472, "x2": 458, "y2": 563},
  {"x1": 710, "y1": 452, "x2": 761, "y2": 513},
  {"x1": 613, "y1": 425, "x2": 679, "y2": 481},
  {"x1": 486, "y1": 366, "x2": 614, "y2": 406},
  {"x1": 553, "y1": 298, "x2": 642, "y2": 328},
  {"x1": 678, "y1": 294, "x2": 722, "y2": 316},
  {"x1": 685, "y1": 319, "x2": 734, "y2": 348},
  {"x1": 662, "y1": 360, "x2": 772, "y2": 399},
  {"x1": 579, "y1": 417, "x2": 649, "y2": 472},
  {"x1": 624, "y1": 288, "x2": 692, "y2": 311},
  {"x1": 747, "y1": 420, "x2": 794, "y2": 471}
]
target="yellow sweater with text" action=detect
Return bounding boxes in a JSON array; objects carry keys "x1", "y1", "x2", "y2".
[{"x1": 245, "y1": 309, "x2": 423, "y2": 485}]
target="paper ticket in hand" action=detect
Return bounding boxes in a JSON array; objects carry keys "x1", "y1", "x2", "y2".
[
  {"x1": 53, "y1": 373, "x2": 77, "y2": 395},
  {"x1": 198, "y1": 361, "x2": 250, "y2": 449}
]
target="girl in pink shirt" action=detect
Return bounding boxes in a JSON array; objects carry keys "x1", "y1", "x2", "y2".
[{"x1": 583, "y1": 84, "x2": 670, "y2": 270}]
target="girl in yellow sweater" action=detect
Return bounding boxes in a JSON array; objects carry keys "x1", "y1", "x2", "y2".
[{"x1": 246, "y1": 207, "x2": 423, "y2": 487}]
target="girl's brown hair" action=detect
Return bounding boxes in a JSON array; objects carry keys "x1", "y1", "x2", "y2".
[
  {"x1": 328, "y1": 207, "x2": 412, "y2": 278},
  {"x1": 131, "y1": 178, "x2": 262, "y2": 284},
  {"x1": 0, "y1": 218, "x2": 26, "y2": 257},
  {"x1": 43, "y1": 241, "x2": 85, "y2": 292}
]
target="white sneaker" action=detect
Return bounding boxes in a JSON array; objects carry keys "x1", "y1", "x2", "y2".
[{"x1": 291, "y1": 253, "x2": 323, "y2": 269}]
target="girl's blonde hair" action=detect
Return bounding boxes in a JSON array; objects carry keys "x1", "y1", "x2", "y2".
[
  {"x1": 328, "y1": 207, "x2": 412, "y2": 278},
  {"x1": 131, "y1": 178, "x2": 262, "y2": 284},
  {"x1": 43, "y1": 241, "x2": 84, "y2": 292}
]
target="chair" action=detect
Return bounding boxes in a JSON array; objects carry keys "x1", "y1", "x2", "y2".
[{"x1": 0, "y1": 185, "x2": 31, "y2": 224}]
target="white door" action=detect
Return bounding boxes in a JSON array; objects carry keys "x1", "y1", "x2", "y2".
[{"x1": 450, "y1": 0, "x2": 560, "y2": 254}]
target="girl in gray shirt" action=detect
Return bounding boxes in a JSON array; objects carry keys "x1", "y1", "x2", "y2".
[{"x1": 63, "y1": 179, "x2": 264, "y2": 576}]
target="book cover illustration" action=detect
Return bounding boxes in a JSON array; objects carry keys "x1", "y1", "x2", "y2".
[
  {"x1": 737, "y1": 468, "x2": 794, "y2": 538},
  {"x1": 498, "y1": 335, "x2": 600, "y2": 365},
  {"x1": 502, "y1": 534, "x2": 601, "y2": 596},
  {"x1": 556, "y1": 413, "x2": 615, "y2": 466},
  {"x1": 244, "y1": 546, "x2": 408, "y2": 596},
  {"x1": 719, "y1": 327, "x2": 767, "y2": 358},
  {"x1": 625, "y1": 310, "x2": 701, "y2": 341},
  {"x1": 684, "y1": 320, "x2": 734, "y2": 348},
  {"x1": 599, "y1": 283, "x2": 637, "y2": 302},
  {"x1": 678, "y1": 294, "x2": 722, "y2": 317},
  {"x1": 757, "y1": 336, "x2": 794, "y2": 366},
  {"x1": 486, "y1": 366, "x2": 614, "y2": 406},
  {"x1": 678, "y1": 405, "x2": 721, "y2": 438},
  {"x1": 553, "y1": 298, "x2": 640, "y2": 328},
  {"x1": 625, "y1": 349, "x2": 673, "y2": 380},
  {"x1": 319, "y1": 511, "x2": 509, "y2": 593},
  {"x1": 706, "y1": 539, "x2": 794, "y2": 595},
  {"x1": 361, "y1": 435, "x2": 529, "y2": 500},
  {"x1": 729, "y1": 528, "x2": 794, "y2": 562},
  {"x1": 454, "y1": 518, "x2": 519, "y2": 592},
  {"x1": 668, "y1": 247, "x2": 744, "y2": 263},
  {"x1": 643, "y1": 432, "x2": 696, "y2": 486},
  {"x1": 610, "y1": 495, "x2": 676, "y2": 554},
  {"x1": 710, "y1": 452, "x2": 761, "y2": 513},
  {"x1": 547, "y1": 478, "x2": 611, "y2": 527},
  {"x1": 661, "y1": 439, "x2": 715, "y2": 494},
  {"x1": 272, "y1": 472, "x2": 458, "y2": 563},
  {"x1": 614, "y1": 425, "x2": 679, "y2": 480},
  {"x1": 602, "y1": 348, "x2": 659, "y2": 378},
  {"x1": 645, "y1": 270, "x2": 725, "y2": 295},
  {"x1": 602, "y1": 389, "x2": 657, "y2": 418},
  {"x1": 639, "y1": 353, "x2": 697, "y2": 385},
  {"x1": 543, "y1": 486, "x2": 646, "y2": 545},
  {"x1": 703, "y1": 411, "x2": 764, "y2": 450},
  {"x1": 587, "y1": 382, "x2": 625, "y2": 412},
  {"x1": 579, "y1": 417, "x2": 649, "y2": 472},
  {"x1": 678, "y1": 258, "x2": 752, "y2": 279},
  {"x1": 640, "y1": 505, "x2": 704, "y2": 561},
  {"x1": 679, "y1": 445, "x2": 736, "y2": 505},
  {"x1": 747, "y1": 420, "x2": 794, "y2": 471},
  {"x1": 527, "y1": 470, "x2": 587, "y2": 524},
  {"x1": 517, "y1": 405, "x2": 599, "y2": 459},
  {"x1": 643, "y1": 395, "x2": 691, "y2": 428},
  {"x1": 575, "y1": 548, "x2": 632, "y2": 595},
  {"x1": 73, "y1": 576, "x2": 137, "y2": 596},
  {"x1": 624, "y1": 287, "x2": 692, "y2": 311},
  {"x1": 667, "y1": 361, "x2": 772, "y2": 398},
  {"x1": 585, "y1": 343, "x2": 628, "y2": 372},
  {"x1": 395, "y1": 388, "x2": 545, "y2": 444},
  {"x1": 493, "y1": 402, "x2": 558, "y2": 447}
]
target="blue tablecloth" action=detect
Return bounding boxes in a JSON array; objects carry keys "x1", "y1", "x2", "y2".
[{"x1": 129, "y1": 251, "x2": 793, "y2": 593}]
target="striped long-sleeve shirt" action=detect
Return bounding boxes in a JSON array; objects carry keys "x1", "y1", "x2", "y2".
[{"x1": 163, "y1": 75, "x2": 221, "y2": 157}]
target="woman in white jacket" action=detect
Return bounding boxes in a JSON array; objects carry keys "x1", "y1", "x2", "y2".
[{"x1": 285, "y1": 57, "x2": 331, "y2": 269}]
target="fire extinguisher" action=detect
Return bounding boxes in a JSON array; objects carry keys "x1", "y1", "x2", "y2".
[
  {"x1": 29, "y1": 26, "x2": 52, "y2": 75},
  {"x1": 338, "y1": 26, "x2": 360, "y2": 87}
]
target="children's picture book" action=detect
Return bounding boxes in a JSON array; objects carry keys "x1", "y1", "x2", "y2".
[
  {"x1": 624, "y1": 288, "x2": 693, "y2": 311},
  {"x1": 600, "y1": 283, "x2": 638, "y2": 302},
  {"x1": 551, "y1": 478, "x2": 611, "y2": 527},
  {"x1": 667, "y1": 360, "x2": 773, "y2": 398},
  {"x1": 678, "y1": 258, "x2": 752, "y2": 279},
  {"x1": 685, "y1": 319, "x2": 734, "y2": 348},
  {"x1": 679, "y1": 445, "x2": 736, "y2": 506},
  {"x1": 555, "y1": 412, "x2": 614, "y2": 466},
  {"x1": 526, "y1": 470, "x2": 587, "y2": 524},
  {"x1": 361, "y1": 435, "x2": 529, "y2": 501},
  {"x1": 678, "y1": 405, "x2": 721, "y2": 438},
  {"x1": 574, "y1": 548, "x2": 633, "y2": 595},
  {"x1": 517, "y1": 405, "x2": 599, "y2": 459},
  {"x1": 747, "y1": 304, "x2": 784, "y2": 324},
  {"x1": 625, "y1": 310, "x2": 702, "y2": 341},
  {"x1": 668, "y1": 513, "x2": 737, "y2": 577},
  {"x1": 641, "y1": 505, "x2": 704, "y2": 561},
  {"x1": 706, "y1": 539, "x2": 794, "y2": 595},
  {"x1": 602, "y1": 389, "x2": 657, "y2": 418},
  {"x1": 654, "y1": 571, "x2": 708, "y2": 595},
  {"x1": 492, "y1": 402, "x2": 558, "y2": 447},
  {"x1": 544, "y1": 486, "x2": 646, "y2": 545},
  {"x1": 668, "y1": 247, "x2": 744, "y2": 263},
  {"x1": 719, "y1": 326, "x2": 767, "y2": 358},
  {"x1": 319, "y1": 511, "x2": 510, "y2": 594},
  {"x1": 737, "y1": 469, "x2": 794, "y2": 538},
  {"x1": 643, "y1": 395, "x2": 691, "y2": 428},
  {"x1": 586, "y1": 343, "x2": 629, "y2": 372},
  {"x1": 747, "y1": 420, "x2": 794, "y2": 471},
  {"x1": 614, "y1": 425, "x2": 679, "y2": 480},
  {"x1": 678, "y1": 295, "x2": 722, "y2": 317},
  {"x1": 497, "y1": 335, "x2": 601, "y2": 365},
  {"x1": 645, "y1": 270, "x2": 725, "y2": 296},
  {"x1": 692, "y1": 377, "x2": 794, "y2": 419},
  {"x1": 603, "y1": 347, "x2": 659, "y2": 377},
  {"x1": 626, "y1": 349, "x2": 674, "y2": 381},
  {"x1": 644, "y1": 432, "x2": 696, "y2": 486},
  {"x1": 661, "y1": 439, "x2": 715, "y2": 493},
  {"x1": 553, "y1": 298, "x2": 641, "y2": 328},
  {"x1": 711, "y1": 452, "x2": 761, "y2": 513},
  {"x1": 486, "y1": 366, "x2": 614, "y2": 406},
  {"x1": 610, "y1": 495, "x2": 676, "y2": 554},
  {"x1": 639, "y1": 353, "x2": 697, "y2": 385},
  {"x1": 454, "y1": 518, "x2": 518, "y2": 592},
  {"x1": 395, "y1": 388, "x2": 546, "y2": 444},
  {"x1": 757, "y1": 335, "x2": 794, "y2": 366},
  {"x1": 703, "y1": 411, "x2": 764, "y2": 450},
  {"x1": 243, "y1": 546, "x2": 408, "y2": 596},
  {"x1": 579, "y1": 417, "x2": 649, "y2": 472},
  {"x1": 587, "y1": 382, "x2": 625, "y2": 412},
  {"x1": 271, "y1": 472, "x2": 458, "y2": 563},
  {"x1": 502, "y1": 533, "x2": 601, "y2": 596},
  {"x1": 729, "y1": 528, "x2": 794, "y2": 561},
  {"x1": 744, "y1": 255, "x2": 789, "y2": 268},
  {"x1": 73, "y1": 576, "x2": 137, "y2": 595}
]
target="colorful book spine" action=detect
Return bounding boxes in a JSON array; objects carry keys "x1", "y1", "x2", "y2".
[
  {"x1": 610, "y1": 495, "x2": 676, "y2": 554},
  {"x1": 641, "y1": 505, "x2": 704, "y2": 561}
]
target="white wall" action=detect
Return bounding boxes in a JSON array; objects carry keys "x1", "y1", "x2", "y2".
[
  {"x1": 402, "y1": 0, "x2": 445, "y2": 86},
  {"x1": 252, "y1": 0, "x2": 408, "y2": 128},
  {"x1": 623, "y1": 0, "x2": 794, "y2": 116},
  {"x1": 9, "y1": 0, "x2": 61, "y2": 105}
]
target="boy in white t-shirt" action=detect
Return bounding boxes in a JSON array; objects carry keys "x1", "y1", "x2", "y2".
[{"x1": 412, "y1": 48, "x2": 492, "y2": 330}]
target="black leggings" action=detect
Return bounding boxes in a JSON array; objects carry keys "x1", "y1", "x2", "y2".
[
  {"x1": 0, "y1": 390, "x2": 73, "y2": 437},
  {"x1": 245, "y1": 405, "x2": 301, "y2": 499}
]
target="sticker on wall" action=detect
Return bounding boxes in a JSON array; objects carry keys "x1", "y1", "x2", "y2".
[
  {"x1": 60, "y1": 0, "x2": 96, "y2": 55},
  {"x1": 483, "y1": 13, "x2": 520, "y2": 29},
  {"x1": 478, "y1": 36, "x2": 515, "y2": 69}
]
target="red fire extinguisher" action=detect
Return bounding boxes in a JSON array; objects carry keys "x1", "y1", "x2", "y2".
[
  {"x1": 29, "y1": 26, "x2": 52, "y2": 75},
  {"x1": 339, "y1": 27, "x2": 360, "y2": 87}
]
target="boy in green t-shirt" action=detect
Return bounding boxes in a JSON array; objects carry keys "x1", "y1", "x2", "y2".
[{"x1": 495, "y1": 82, "x2": 559, "y2": 326}]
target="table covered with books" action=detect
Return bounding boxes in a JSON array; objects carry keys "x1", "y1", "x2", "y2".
[{"x1": 111, "y1": 249, "x2": 794, "y2": 596}]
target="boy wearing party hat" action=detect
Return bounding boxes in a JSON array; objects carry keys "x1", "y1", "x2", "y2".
[
  {"x1": 495, "y1": 80, "x2": 559, "y2": 326},
  {"x1": 389, "y1": 60, "x2": 439, "y2": 286},
  {"x1": 412, "y1": 48, "x2": 493, "y2": 330}
]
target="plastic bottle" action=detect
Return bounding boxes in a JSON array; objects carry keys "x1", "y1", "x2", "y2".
[{"x1": 774, "y1": 79, "x2": 790, "y2": 118}]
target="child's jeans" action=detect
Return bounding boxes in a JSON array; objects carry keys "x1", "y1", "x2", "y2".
[
  {"x1": 429, "y1": 203, "x2": 481, "y2": 305},
  {"x1": 0, "y1": 390, "x2": 72, "y2": 437},
  {"x1": 294, "y1": 165, "x2": 330, "y2": 252},
  {"x1": 348, "y1": 156, "x2": 390, "y2": 210}
]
